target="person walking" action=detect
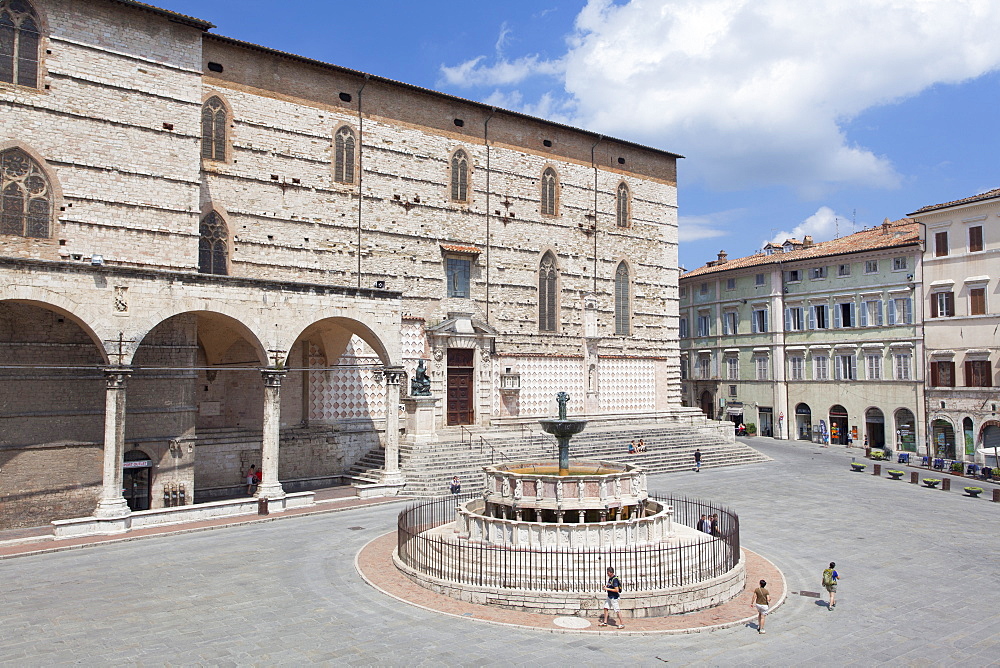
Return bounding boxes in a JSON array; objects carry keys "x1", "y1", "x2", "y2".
[
  {"x1": 822, "y1": 562, "x2": 840, "y2": 610},
  {"x1": 710, "y1": 513, "x2": 719, "y2": 536},
  {"x1": 694, "y1": 448, "x2": 702, "y2": 472},
  {"x1": 246, "y1": 465, "x2": 257, "y2": 495},
  {"x1": 598, "y1": 567, "x2": 625, "y2": 629},
  {"x1": 749, "y1": 579, "x2": 771, "y2": 633},
  {"x1": 698, "y1": 514, "x2": 711, "y2": 533}
]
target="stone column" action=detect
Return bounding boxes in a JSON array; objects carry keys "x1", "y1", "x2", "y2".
[
  {"x1": 380, "y1": 367, "x2": 405, "y2": 485},
  {"x1": 256, "y1": 369, "x2": 286, "y2": 500},
  {"x1": 94, "y1": 367, "x2": 132, "y2": 519}
]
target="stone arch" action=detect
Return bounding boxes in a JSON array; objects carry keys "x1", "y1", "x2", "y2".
[
  {"x1": 0, "y1": 294, "x2": 108, "y2": 363},
  {"x1": 126, "y1": 306, "x2": 268, "y2": 367},
  {"x1": 930, "y1": 416, "x2": 956, "y2": 459}
]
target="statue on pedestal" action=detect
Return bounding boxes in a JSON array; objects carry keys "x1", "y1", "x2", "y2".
[{"x1": 411, "y1": 359, "x2": 431, "y2": 396}]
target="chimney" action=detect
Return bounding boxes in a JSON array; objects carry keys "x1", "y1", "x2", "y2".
[
  {"x1": 882, "y1": 217, "x2": 891, "y2": 233},
  {"x1": 717, "y1": 250, "x2": 728, "y2": 264},
  {"x1": 803, "y1": 235, "x2": 813, "y2": 247}
]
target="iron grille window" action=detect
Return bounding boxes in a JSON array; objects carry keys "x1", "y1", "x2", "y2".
[
  {"x1": 198, "y1": 211, "x2": 228, "y2": 275},
  {"x1": 615, "y1": 262, "x2": 630, "y2": 336},
  {"x1": 0, "y1": 147, "x2": 51, "y2": 238},
  {"x1": 0, "y1": 0, "x2": 40, "y2": 87},
  {"x1": 334, "y1": 126, "x2": 356, "y2": 184},
  {"x1": 538, "y1": 252, "x2": 557, "y2": 331},
  {"x1": 451, "y1": 149, "x2": 469, "y2": 202}
]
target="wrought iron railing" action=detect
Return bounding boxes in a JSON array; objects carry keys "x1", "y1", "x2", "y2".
[{"x1": 397, "y1": 493, "x2": 740, "y2": 593}]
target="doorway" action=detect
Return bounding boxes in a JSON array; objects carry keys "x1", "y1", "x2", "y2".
[
  {"x1": 758, "y1": 407, "x2": 773, "y2": 437},
  {"x1": 123, "y1": 449, "x2": 153, "y2": 511},
  {"x1": 865, "y1": 408, "x2": 885, "y2": 448},
  {"x1": 446, "y1": 348, "x2": 475, "y2": 426},
  {"x1": 932, "y1": 419, "x2": 956, "y2": 458},
  {"x1": 699, "y1": 390, "x2": 714, "y2": 419},
  {"x1": 829, "y1": 405, "x2": 848, "y2": 445}
]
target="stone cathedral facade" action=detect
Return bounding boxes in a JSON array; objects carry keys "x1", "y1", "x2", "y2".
[{"x1": 0, "y1": 0, "x2": 691, "y2": 529}]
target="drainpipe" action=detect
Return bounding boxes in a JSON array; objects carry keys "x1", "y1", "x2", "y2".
[
  {"x1": 356, "y1": 74, "x2": 370, "y2": 289},
  {"x1": 912, "y1": 219, "x2": 928, "y2": 459},
  {"x1": 484, "y1": 107, "x2": 496, "y2": 323},
  {"x1": 590, "y1": 135, "x2": 603, "y2": 294}
]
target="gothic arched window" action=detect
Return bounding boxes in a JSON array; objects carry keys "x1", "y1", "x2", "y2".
[
  {"x1": 451, "y1": 149, "x2": 469, "y2": 202},
  {"x1": 541, "y1": 167, "x2": 558, "y2": 216},
  {"x1": 0, "y1": 0, "x2": 41, "y2": 88},
  {"x1": 0, "y1": 147, "x2": 52, "y2": 238},
  {"x1": 198, "y1": 211, "x2": 228, "y2": 275},
  {"x1": 615, "y1": 262, "x2": 630, "y2": 336},
  {"x1": 616, "y1": 182, "x2": 630, "y2": 227},
  {"x1": 538, "y1": 252, "x2": 558, "y2": 332},
  {"x1": 201, "y1": 96, "x2": 228, "y2": 161},
  {"x1": 334, "y1": 125, "x2": 356, "y2": 184}
]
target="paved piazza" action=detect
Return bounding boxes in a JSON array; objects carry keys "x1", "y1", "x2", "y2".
[{"x1": 1, "y1": 438, "x2": 998, "y2": 666}]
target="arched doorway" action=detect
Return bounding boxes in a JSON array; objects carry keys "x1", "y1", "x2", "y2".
[
  {"x1": 894, "y1": 408, "x2": 916, "y2": 452},
  {"x1": 865, "y1": 408, "x2": 885, "y2": 449},
  {"x1": 931, "y1": 418, "x2": 956, "y2": 458},
  {"x1": 795, "y1": 403, "x2": 812, "y2": 441},
  {"x1": 829, "y1": 405, "x2": 848, "y2": 445},
  {"x1": 699, "y1": 390, "x2": 714, "y2": 419},
  {"x1": 123, "y1": 449, "x2": 153, "y2": 511}
]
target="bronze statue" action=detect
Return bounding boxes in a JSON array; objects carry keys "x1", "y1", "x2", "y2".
[
  {"x1": 411, "y1": 359, "x2": 431, "y2": 396},
  {"x1": 556, "y1": 391, "x2": 570, "y2": 420}
]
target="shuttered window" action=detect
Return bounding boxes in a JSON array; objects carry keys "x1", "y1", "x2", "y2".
[
  {"x1": 615, "y1": 262, "x2": 630, "y2": 336},
  {"x1": 538, "y1": 252, "x2": 558, "y2": 332}
]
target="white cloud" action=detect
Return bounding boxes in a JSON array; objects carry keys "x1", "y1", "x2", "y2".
[
  {"x1": 447, "y1": 0, "x2": 1000, "y2": 196},
  {"x1": 440, "y1": 54, "x2": 563, "y2": 88},
  {"x1": 767, "y1": 206, "x2": 849, "y2": 246},
  {"x1": 678, "y1": 208, "x2": 745, "y2": 242}
]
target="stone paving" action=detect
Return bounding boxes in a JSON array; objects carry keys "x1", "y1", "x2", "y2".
[{"x1": 1, "y1": 437, "x2": 998, "y2": 666}]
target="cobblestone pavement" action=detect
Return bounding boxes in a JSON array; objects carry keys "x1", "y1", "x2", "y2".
[{"x1": 1, "y1": 438, "x2": 998, "y2": 666}]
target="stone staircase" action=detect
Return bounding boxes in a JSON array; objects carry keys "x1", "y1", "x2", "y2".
[
  {"x1": 347, "y1": 446, "x2": 386, "y2": 484},
  {"x1": 393, "y1": 422, "x2": 770, "y2": 497}
]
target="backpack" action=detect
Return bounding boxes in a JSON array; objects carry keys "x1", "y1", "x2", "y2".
[
  {"x1": 822, "y1": 568, "x2": 835, "y2": 587},
  {"x1": 608, "y1": 575, "x2": 622, "y2": 599}
]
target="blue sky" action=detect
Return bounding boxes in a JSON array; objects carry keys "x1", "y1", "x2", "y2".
[{"x1": 156, "y1": 0, "x2": 1000, "y2": 269}]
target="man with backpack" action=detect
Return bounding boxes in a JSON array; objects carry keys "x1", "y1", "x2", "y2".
[
  {"x1": 822, "y1": 562, "x2": 840, "y2": 610},
  {"x1": 598, "y1": 566, "x2": 625, "y2": 629}
]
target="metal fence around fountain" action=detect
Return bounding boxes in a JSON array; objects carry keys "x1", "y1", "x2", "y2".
[{"x1": 397, "y1": 493, "x2": 741, "y2": 593}]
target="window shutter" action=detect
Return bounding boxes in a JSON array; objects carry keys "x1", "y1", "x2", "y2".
[
  {"x1": 875, "y1": 300, "x2": 883, "y2": 326},
  {"x1": 849, "y1": 302, "x2": 856, "y2": 326},
  {"x1": 860, "y1": 303, "x2": 868, "y2": 327},
  {"x1": 834, "y1": 304, "x2": 842, "y2": 328},
  {"x1": 931, "y1": 294, "x2": 939, "y2": 318},
  {"x1": 763, "y1": 307, "x2": 769, "y2": 332},
  {"x1": 808, "y1": 305, "x2": 816, "y2": 329},
  {"x1": 945, "y1": 292, "x2": 954, "y2": 316},
  {"x1": 904, "y1": 297, "x2": 912, "y2": 324},
  {"x1": 931, "y1": 362, "x2": 939, "y2": 386},
  {"x1": 752, "y1": 312, "x2": 758, "y2": 333},
  {"x1": 850, "y1": 355, "x2": 857, "y2": 380},
  {"x1": 784, "y1": 308, "x2": 791, "y2": 331},
  {"x1": 834, "y1": 357, "x2": 842, "y2": 380},
  {"x1": 887, "y1": 299, "x2": 896, "y2": 325}
]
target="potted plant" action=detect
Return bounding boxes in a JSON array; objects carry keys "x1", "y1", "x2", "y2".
[
  {"x1": 886, "y1": 469, "x2": 905, "y2": 480},
  {"x1": 851, "y1": 462, "x2": 867, "y2": 472},
  {"x1": 922, "y1": 478, "x2": 941, "y2": 488},
  {"x1": 950, "y1": 462, "x2": 964, "y2": 475},
  {"x1": 964, "y1": 486, "x2": 984, "y2": 497},
  {"x1": 745, "y1": 422, "x2": 757, "y2": 436}
]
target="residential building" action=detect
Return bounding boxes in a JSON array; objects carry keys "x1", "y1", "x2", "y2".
[
  {"x1": 680, "y1": 221, "x2": 925, "y2": 452},
  {"x1": 910, "y1": 188, "x2": 1000, "y2": 464}
]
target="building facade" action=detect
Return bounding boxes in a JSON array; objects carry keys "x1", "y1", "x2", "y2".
[
  {"x1": 910, "y1": 189, "x2": 1000, "y2": 465},
  {"x1": 680, "y1": 222, "x2": 925, "y2": 452},
  {"x1": 0, "y1": 0, "x2": 690, "y2": 528}
]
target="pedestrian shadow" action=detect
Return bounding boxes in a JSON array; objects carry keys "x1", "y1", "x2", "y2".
[{"x1": 814, "y1": 600, "x2": 832, "y2": 609}]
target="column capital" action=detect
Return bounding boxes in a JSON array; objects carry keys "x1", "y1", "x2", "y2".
[
  {"x1": 261, "y1": 368, "x2": 286, "y2": 387},
  {"x1": 102, "y1": 366, "x2": 133, "y2": 388},
  {"x1": 382, "y1": 365, "x2": 405, "y2": 385}
]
